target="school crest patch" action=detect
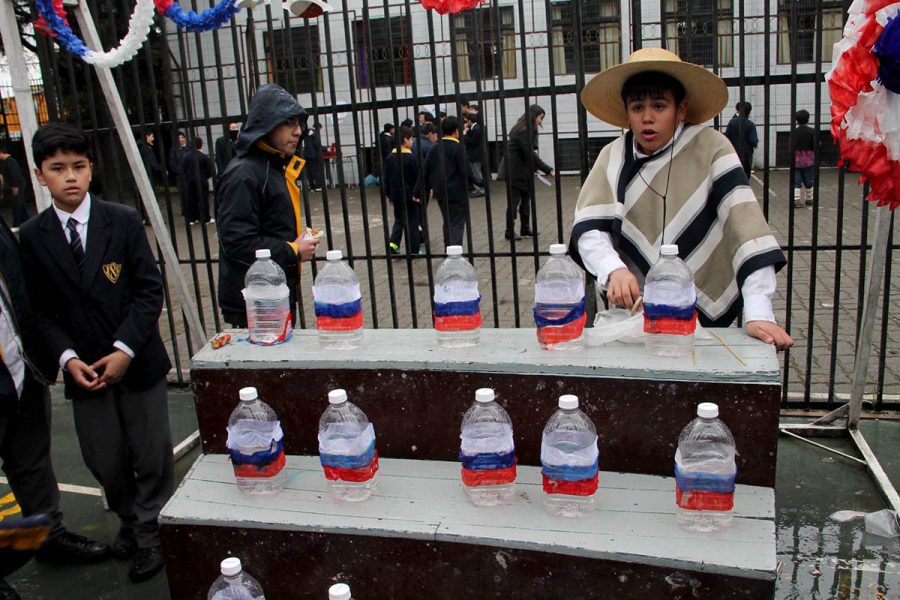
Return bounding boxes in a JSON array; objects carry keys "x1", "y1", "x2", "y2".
[{"x1": 102, "y1": 262, "x2": 122, "y2": 284}]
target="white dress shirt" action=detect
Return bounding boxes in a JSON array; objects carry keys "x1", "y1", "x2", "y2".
[{"x1": 0, "y1": 276, "x2": 26, "y2": 398}]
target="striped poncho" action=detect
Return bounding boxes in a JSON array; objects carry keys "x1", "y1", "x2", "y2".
[{"x1": 569, "y1": 125, "x2": 786, "y2": 327}]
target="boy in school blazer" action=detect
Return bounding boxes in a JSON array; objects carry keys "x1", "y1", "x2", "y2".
[
  {"x1": 424, "y1": 116, "x2": 471, "y2": 247},
  {"x1": 19, "y1": 122, "x2": 174, "y2": 583}
]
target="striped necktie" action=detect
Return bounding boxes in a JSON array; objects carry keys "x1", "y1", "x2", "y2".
[{"x1": 66, "y1": 218, "x2": 85, "y2": 271}]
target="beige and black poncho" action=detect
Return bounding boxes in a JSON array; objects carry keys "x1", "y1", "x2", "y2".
[{"x1": 570, "y1": 125, "x2": 786, "y2": 327}]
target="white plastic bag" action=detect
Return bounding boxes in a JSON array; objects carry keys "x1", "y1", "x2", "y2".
[{"x1": 587, "y1": 308, "x2": 644, "y2": 346}]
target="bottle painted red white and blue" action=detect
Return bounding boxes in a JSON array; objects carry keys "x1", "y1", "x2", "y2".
[
  {"x1": 318, "y1": 388, "x2": 378, "y2": 502},
  {"x1": 313, "y1": 250, "x2": 363, "y2": 350},
  {"x1": 533, "y1": 244, "x2": 586, "y2": 350},
  {"x1": 675, "y1": 402, "x2": 737, "y2": 531},
  {"x1": 459, "y1": 388, "x2": 516, "y2": 506},
  {"x1": 540, "y1": 394, "x2": 599, "y2": 517},
  {"x1": 643, "y1": 244, "x2": 697, "y2": 357},
  {"x1": 225, "y1": 387, "x2": 285, "y2": 495},
  {"x1": 434, "y1": 245, "x2": 482, "y2": 348}
]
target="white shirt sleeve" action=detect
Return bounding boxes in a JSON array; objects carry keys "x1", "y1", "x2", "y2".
[
  {"x1": 576, "y1": 230, "x2": 627, "y2": 288},
  {"x1": 59, "y1": 349, "x2": 78, "y2": 369},
  {"x1": 741, "y1": 265, "x2": 777, "y2": 324},
  {"x1": 113, "y1": 341, "x2": 136, "y2": 358}
]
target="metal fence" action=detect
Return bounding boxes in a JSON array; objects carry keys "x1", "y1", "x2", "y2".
[{"x1": 2, "y1": 0, "x2": 897, "y2": 408}]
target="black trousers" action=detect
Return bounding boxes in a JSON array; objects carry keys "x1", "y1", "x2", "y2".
[
  {"x1": 71, "y1": 378, "x2": 174, "y2": 548},
  {"x1": 305, "y1": 158, "x2": 324, "y2": 189},
  {"x1": 11, "y1": 192, "x2": 29, "y2": 227},
  {"x1": 439, "y1": 197, "x2": 468, "y2": 247},
  {"x1": 0, "y1": 374, "x2": 64, "y2": 543},
  {"x1": 389, "y1": 197, "x2": 421, "y2": 254},
  {"x1": 186, "y1": 181, "x2": 210, "y2": 223},
  {"x1": 506, "y1": 187, "x2": 531, "y2": 235}
]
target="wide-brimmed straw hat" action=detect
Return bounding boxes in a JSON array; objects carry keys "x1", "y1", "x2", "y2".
[{"x1": 581, "y1": 48, "x2": 728, "y2": 128}]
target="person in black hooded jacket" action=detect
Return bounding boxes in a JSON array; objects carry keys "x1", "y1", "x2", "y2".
[{"x1": 216, "y1": 84, "x2": 321, "y2": 327}]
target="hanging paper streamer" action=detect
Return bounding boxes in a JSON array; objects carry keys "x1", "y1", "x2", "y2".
[
  {"x1": 153, "y1": 0, "x2": 241, "y2": 33},
  {"x1": 418, "y1": 0, "x2": 484, "y2": 15},
  {"x1": 33, "y1": 0, "x2": 68, "y2": 36},
  {"x1": 826, "y1": 0, "x2": 900, "y2": 210},
  {"x1": 34, "y1": 0, "x2": 156, "y2": 68}
]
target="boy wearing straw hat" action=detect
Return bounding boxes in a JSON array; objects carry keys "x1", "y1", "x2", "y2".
[{"x1": 570, "y1": 48, "x2": 793, "y2": 350}]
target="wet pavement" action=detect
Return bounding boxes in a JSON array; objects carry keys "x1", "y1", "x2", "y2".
[{"x1": 1, "y1": 386, "x2": 898, "y2": 598}]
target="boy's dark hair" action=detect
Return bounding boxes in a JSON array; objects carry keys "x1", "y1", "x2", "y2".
[
  {"x1": 400, "y1": 118, "x2": 414, "y2": 128},
  {"x1": 395, "y1": 126, "x2": 414, "y2": 146},
  {"x1": 32, "y1": 121, "x2": 92, "y2": 167},
  {"x1": 176, "y1": 130, "x2": 185, "y2": 137},
  {"x1": 795, "y1": 109, "x2": 810, "y2": 125},
  {"x1": 621, "y1": 71, "x2": 686, "y2": 107},
  {"x1": 441, "y1": 116, "x2": 460, "y2": 136},
  {"x1": 193, "y1": 137, "x2": 203, "y2": 149},
  {"x1": 735, "y1": 101, "x2": 752, "y2": 117},
  {"x1": 384, "y1": 123, "x2": 395, "y2": 133},
  {"x1": 421, "y1": 123, "x2": 437, "y2": 136}
]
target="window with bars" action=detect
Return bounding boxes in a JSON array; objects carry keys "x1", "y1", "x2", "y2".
[
  {"x1": 550, "y1": 1, "x2": 621, "y2": 75},
  {"x1": 663, "y1": 0, "x2": 734, "y2": 67},
  {"x1": 353, "y1": 15, "x2": 413, "y2": 88},
  {"x1": 452, "y1": 7, "x2": 516, "y2": 81},
  {"x1": 262, "y1": 25, "x2": 323, "y2": 94},
  {"x1": 777, "y1": 0, "x2": 844, "y2": 64}
]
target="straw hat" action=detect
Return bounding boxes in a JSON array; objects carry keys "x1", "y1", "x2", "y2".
[{"x1": 581, "y1": 48, "x2": 728, "y2": 128}]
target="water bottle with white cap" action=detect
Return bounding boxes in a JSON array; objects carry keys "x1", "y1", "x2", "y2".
[
  {"x1": 329, "y1": 583, "x2": 352, "y2": 600},
  {"x1": 318, "y1": 389, "x2": 379, "y2": 502},
  {"x1": 243, "y1": 248, "x2": 292, "y2": 345},
  {"x1": 675, "y1": 402, "x2": 737, "y2": 531},
  {"x1": 434, "y1": 245, "x2": 482, "y2": 348},
  {"x1": 459, "y1": 388, "x2": 516, "y2": 506},
  {"x1": 313, "y1": 249, "x2": 363, "y2": 350},
  {"x1": 207, "y1": 557, "x2": 266, "y2": 600},
  {"x1": 225, "y1": 387, "x2": 285, "y2": 495},
  {"x1": 540, "y1": 394, "x2": 599, "y2": 517},
  {"x1": 533, "y1": 244, "x2": 586, "y2": 350},
  {"x1": 643, "y1": 244, "x2": 697, "y2": 357}
]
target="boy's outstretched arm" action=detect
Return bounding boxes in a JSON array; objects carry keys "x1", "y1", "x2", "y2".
[{"x1": 746, "y1": 321, "x2": 793, "y2": 351}]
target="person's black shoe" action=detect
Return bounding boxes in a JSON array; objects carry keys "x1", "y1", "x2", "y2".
[
  {"x1": 520, "y1": 228, "x2": 536, "y2": 238},
  {"x1": 129, "y1": 546, "x2": 165, "y2": 583},
  {"x1": 504, "y1": 232, "x2": 521, "y2": 241},
  {"x1": 111, "y1": 527, "x2": 138, "y2": 559},
  {"x1": 0, "y1": 580, "x2": 21, "y2": 600},
  {"x1": 35, "y1": 531, "x2": 110, "y2": 564}
]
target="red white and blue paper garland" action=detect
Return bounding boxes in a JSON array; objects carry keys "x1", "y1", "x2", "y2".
[
  {"x1": 152, "y1": 0, "x2": 240, "y2": 32},
  {"x1": 418, "y1": 0, "x2": 484, "y2": 15},
  {"x1": 827, "y1": 0, "x2": 900, "y2": 210}
]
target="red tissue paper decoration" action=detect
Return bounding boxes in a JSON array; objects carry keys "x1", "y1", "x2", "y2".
[{"x1": 418, "y1": 0, "x2": 485, "y2": 15}]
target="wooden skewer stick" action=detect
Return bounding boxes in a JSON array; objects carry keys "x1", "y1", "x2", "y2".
[
  {"x1": 707, "y1": 329, "x2": 748, "y2": 366},
  {"x1": 629, "y1": 296, "x2": 643, "y2": 317}
]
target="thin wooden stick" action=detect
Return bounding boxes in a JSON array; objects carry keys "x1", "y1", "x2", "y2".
[
  {"x1": 707, "y1": 329, "x2": 748, "y2": 366},
  {"x1": 629, "y1": 296, "x2": 643, "y2": 316}
]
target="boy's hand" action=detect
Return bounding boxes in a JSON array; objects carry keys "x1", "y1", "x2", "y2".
[
  {"x1": 65, "y1": 358, "x2": 104, "y2": 391},
  {"x1": 607, "y1": 267, "x2": 641, "y2": 309},
  {"x1": 292, "y1": 236, "x2": 320, "y2": 262},
  {"x1": 746, "y1": 321, "x2": 794, "y2": 351},
  {"x1": 91, "y1": 350, "x2": 132, "y2": 385},
  {"x1": 412, "y1": 196, "x2": 421, "y2": 204},
  {"x1": 548, "y1": 170, "x2": 556, "y2": 178}
]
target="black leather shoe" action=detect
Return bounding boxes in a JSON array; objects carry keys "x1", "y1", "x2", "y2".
[
  {"x1": 520, "y1": 229, "x2": 536, "y2": 238},
  {"x1": 0, "y1": 580, "x2": 21, "y2": 600},
  {"x1": 504, "y1": 232, "x2": 521, "y2": 241},
  {"x1": 35, "y1": 530, "x2": 110, "y2": 564},
  {"x1": 129, "y1": 546, "x2": 166, "y2": 583},
  {"x1": 111, "y1": 527, "x2": 138, "y2": 559}
]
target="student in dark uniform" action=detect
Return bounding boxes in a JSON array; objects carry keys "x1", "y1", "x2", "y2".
[
  {"x1": 424, "y1": 116, "x2": 470, "y2": 247},
  {"x1": 19, "y1": 122, "x2": 174, "y2": 584},
  {"x1": 0, "y1": 149, "x2": 28, "y2": 226},
  {"x1": 0, "y1": 211, "x2": 109, "y2": 599},
  {"x1": 181, "y1": 137, "x2": 214, "y2": 225}
]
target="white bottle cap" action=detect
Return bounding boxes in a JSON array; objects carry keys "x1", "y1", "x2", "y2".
[
  {"x1": 328, "y1": 389, "x2": 348, "y2": 404},
  {"x1": 446, "y1": 245, "x2": 463, "y2": 257},
  {"x1": 475, "y1": 388, "x2": 495, "y2": 403},
  {"x1": 558, "y1": 394, "x2": 578, "y2": 410},
  {"x1": 239, "y1": 387, "x2": 258, "y2": 401},
  {"x1": 660, "y1": 244, "x2": 679, "y2": 256},
  {"x1": 326, "y1": 250, "x2": 343, "y2": 261},
  {"x1": 220, "y1": 557, "x2": 242, "y2": 576},
  {"x1": 255, "y1": 249, "x2": 271, "y2": 259},
  {"x1": 329, "y1": 583, "x2": 352, "y2": 600},
  {"x1": 548, "y1": 243, "x2": 566, "y2": 255},
  {"x1": 697, "y1": 402, "x2": 719, "y2": 418}
]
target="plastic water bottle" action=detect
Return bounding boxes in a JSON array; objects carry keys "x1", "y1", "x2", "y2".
[
  {"x1": 534, "y1": 244, "x2": 586, "y2": 350},
  {"x1": 329, "y1": 583, "x2": 352, "y2": 600},
  {"x1": 459, "y1": 388, "x2": 516, "y2": 506},
  {"x1": 207, "y1": 557, "x2": 265, "y2": 600},
  {"x1": 318, "y1": 389, "x2": 379, "y2": 502},
  {"x1": 313, "y1": 250, "x2": 363, "y2": 350},
  {"x1": 225, "y1": 387, "x2": 285, "y2": 495},
  {"x1": 675, "y1": 402, "x2": 737, "y2": 532},
  {"x1": 643, "y1": 244, "x2": 697, "y2": 357},
  {"x1": 243, "y1": 249, "x2": 292, "y2": 345},
  {"x1": 540, "y1": 394, "x2": 599, "y2": 517},
  {"x1": 434, "y1": 245, "x2": 482, "y2": 348}
]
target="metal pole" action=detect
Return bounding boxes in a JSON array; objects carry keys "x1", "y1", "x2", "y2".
[
  {"x1": 72, "y1": 0, "x2": 208, "y2": 351},
  {"x1": 848, "y1": 205, "x2": 891, "y2": 428},
  {"x1": 0, "y1": 0, "x2": 52, "y2": 211}
]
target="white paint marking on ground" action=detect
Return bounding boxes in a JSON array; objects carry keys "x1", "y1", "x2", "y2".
[
  {"x1": 0, "y1": 477, "x2": 103, "y2": 497},
  {"x1": 751, "y1": 173, "x2": 778, "y2": 197}
]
